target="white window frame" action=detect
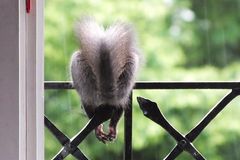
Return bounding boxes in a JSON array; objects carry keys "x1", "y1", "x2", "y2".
[{"x1": 19, "y1": 0, "x2": 44, "y2": 160}]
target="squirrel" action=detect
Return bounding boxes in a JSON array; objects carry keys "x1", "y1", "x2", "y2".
[{"x1": 70, "y1": 17, "x2": 140, "y2": 143}]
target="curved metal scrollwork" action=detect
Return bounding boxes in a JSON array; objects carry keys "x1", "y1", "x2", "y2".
[
  {"x1": 45, "y1": 105, "x2": 114, "y2": 160},
  {"x1": 137, "y1": 89, "x2": 240, "y2": 160},
  {"x1": 45, "y1": 81, "x2": 240, "y2": 160}
]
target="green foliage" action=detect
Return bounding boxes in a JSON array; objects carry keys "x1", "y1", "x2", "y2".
[
  {"x1": 45, "y1": 0, "x2": 240, "y2": 159},
  {"x1": 167, "y1": 0, "x2": 240, "y2": 67}
]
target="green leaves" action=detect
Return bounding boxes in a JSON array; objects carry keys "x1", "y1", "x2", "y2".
[{"x1": 45, "y1": 0, "x2": 240, "y2": 159}]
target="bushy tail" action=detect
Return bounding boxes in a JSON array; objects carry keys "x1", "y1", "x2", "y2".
[
  {"x1": 105, "y1": 22, "x2": 137, "y2": 79},
  {"x1": 75, "y1": 17, "x2": 136, "y2": 75},
  {"x1": 74, "y1": 17, "x2": 138, "y2": 104},
  {"x1": 74, "y1": 17, "x2": 104, "y2": 71}
]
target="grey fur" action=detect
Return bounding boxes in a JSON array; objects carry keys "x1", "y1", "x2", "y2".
[{"x1": 70, "y1": 17, "x2": 139, "y2": 110}]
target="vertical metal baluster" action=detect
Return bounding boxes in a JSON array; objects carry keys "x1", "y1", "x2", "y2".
[{"x1": 124, "y1": 92, "x2": 133, "y2": 160}]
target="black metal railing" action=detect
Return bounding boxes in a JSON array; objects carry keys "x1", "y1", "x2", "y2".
[{"x1": 45, "y1": 81, "x2": 240, "y2": 160}]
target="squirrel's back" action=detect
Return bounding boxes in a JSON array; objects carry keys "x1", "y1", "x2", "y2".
[{"x1": 71, "y1": 17, "x2": 139, "y2": 108}]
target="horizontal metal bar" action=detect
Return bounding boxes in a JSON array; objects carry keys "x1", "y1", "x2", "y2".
[
  {"x1": 45, "y1": 81, "x2": 73, "y2": 89},
  {"x1": 45, "y1": 81, "x2": 240, "y2": 90}
]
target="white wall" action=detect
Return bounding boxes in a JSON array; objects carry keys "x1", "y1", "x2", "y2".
[{"x1": 0, "y1": 0, "x2": 20, "y2": 159}]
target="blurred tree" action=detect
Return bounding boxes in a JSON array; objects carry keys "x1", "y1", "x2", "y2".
[
  {"x1": 166, "y1": 0, "x2": 240, "y2": 67},
  {"x1": 45, "y1": 0, "x2": 240, "y2": 160}
]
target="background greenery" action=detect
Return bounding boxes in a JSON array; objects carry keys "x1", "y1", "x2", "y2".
[{"x1": 45, "y1": 0, "x2": 240, "y2": 159}]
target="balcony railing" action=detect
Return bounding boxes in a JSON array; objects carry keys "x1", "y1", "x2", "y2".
[{"x1": 44, "y1": 81, "x2": 240, "y2": 160}]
